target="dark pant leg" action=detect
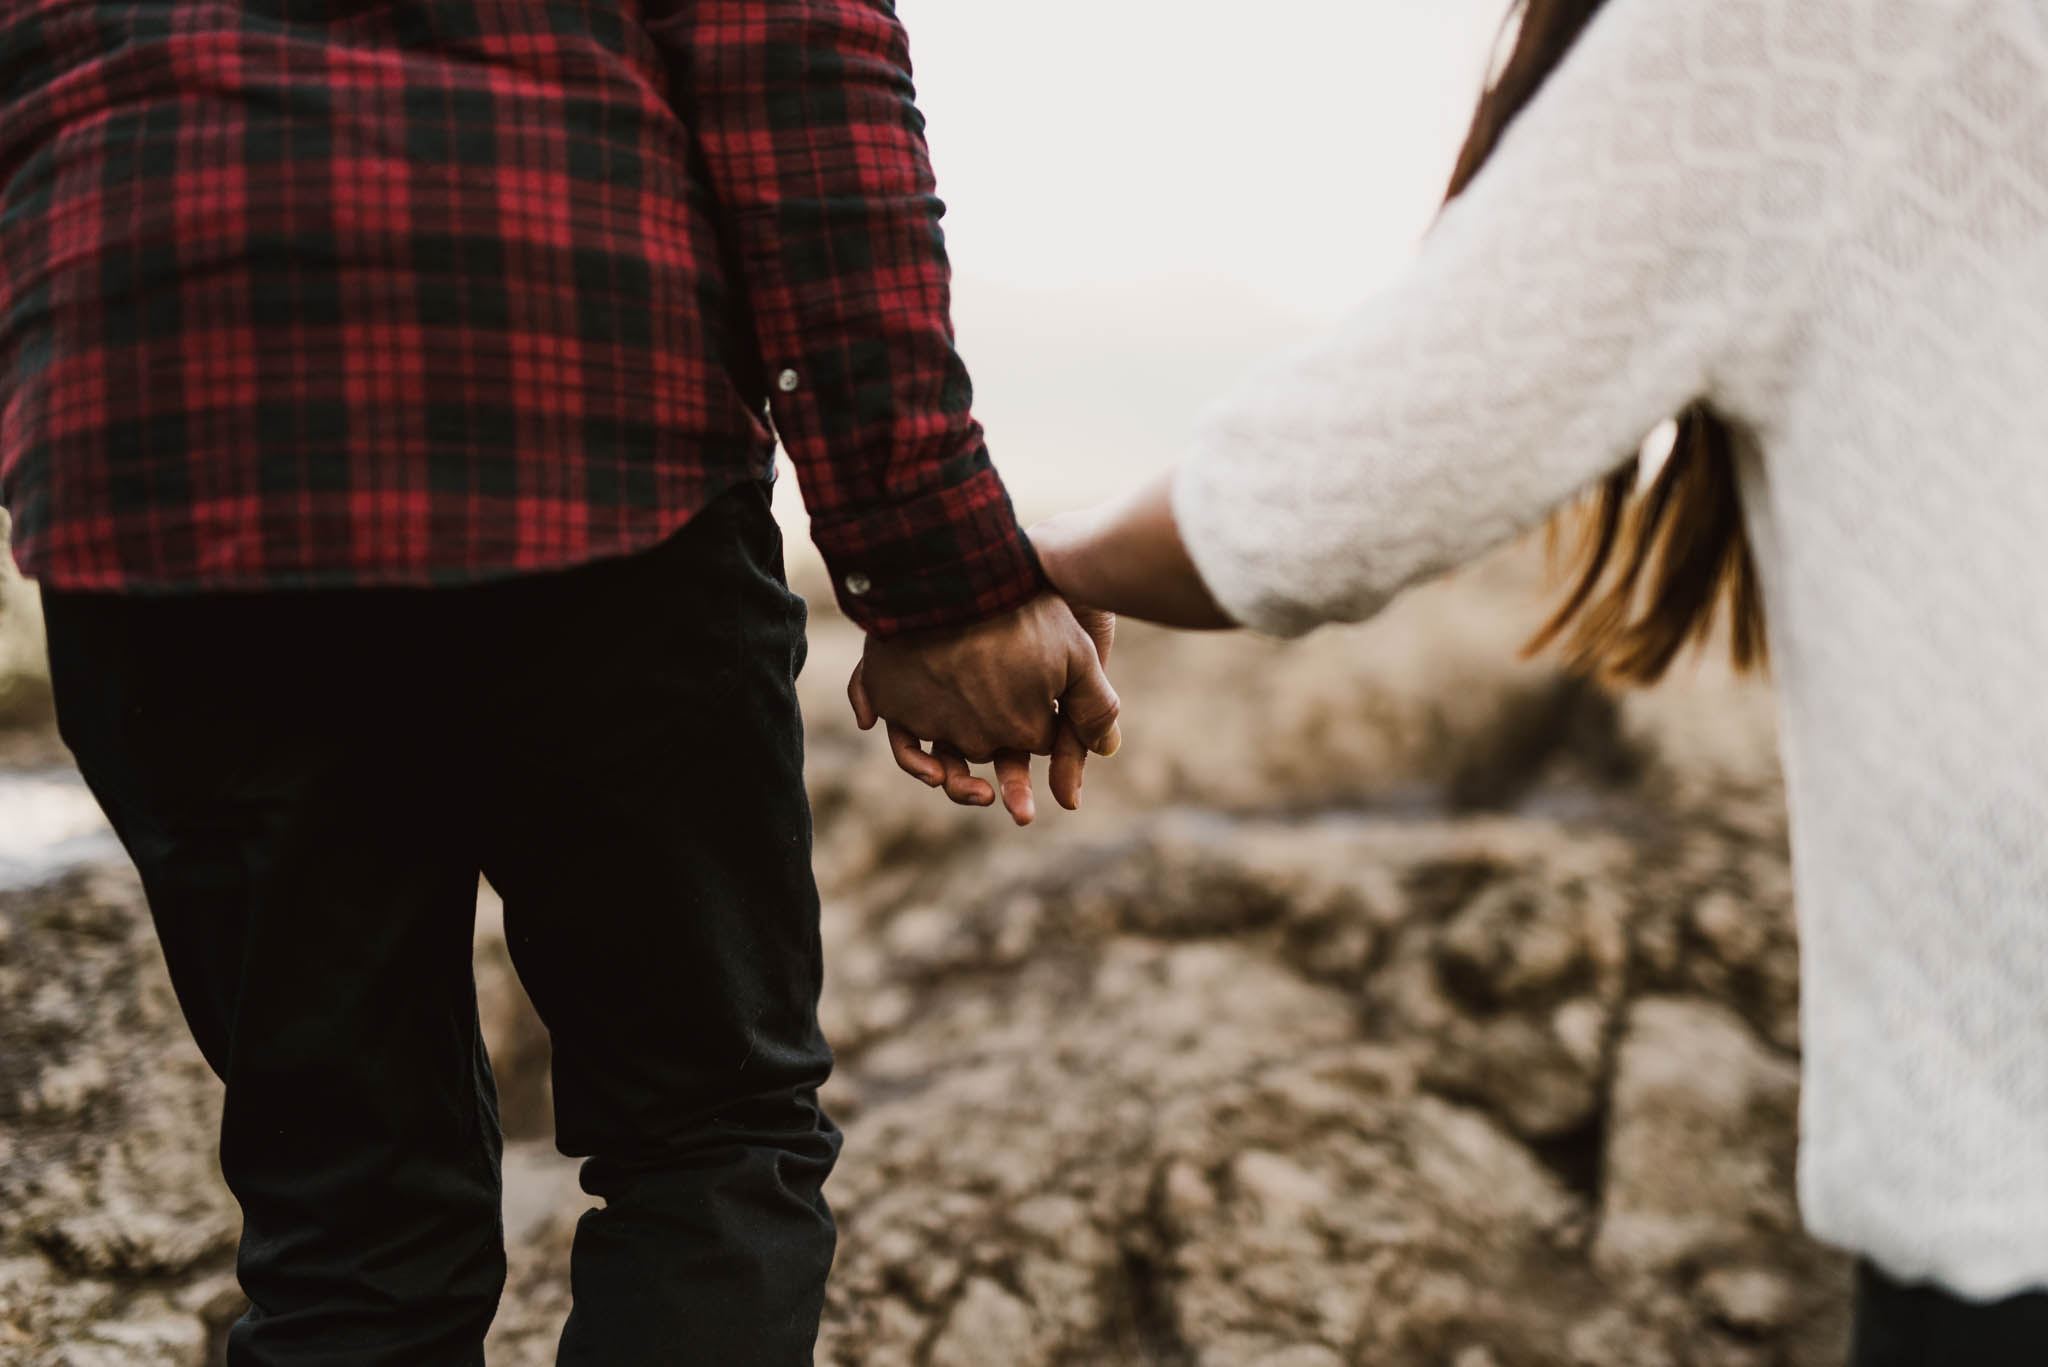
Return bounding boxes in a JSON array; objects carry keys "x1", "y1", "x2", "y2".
[
  {"x1": 1851, "y1": 1261, "x2": 2048, "y2": 1366},
  {"x1": 42, "y1": 589, "x2": 504, "y2": 1367},
  {"x1": 460, "y1": 480, "x2": 839, "y2": 1366}
]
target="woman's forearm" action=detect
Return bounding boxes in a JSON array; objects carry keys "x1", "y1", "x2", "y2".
[{"x1": 1028, "y1": 473, "x2": 1238, "y2": 631}]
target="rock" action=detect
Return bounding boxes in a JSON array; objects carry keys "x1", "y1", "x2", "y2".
[
  {"x1": 473, "y1": 883, "x2": 554, "y2": 1140},
  {"x1": 927, "y1": 1279, "x2": 1041, "y2": 1367},
  {"x1": 1357, "y1": 823, "x2": 1636, "y2": 1143},
  {"x1": 172, "y1": 1272, "x2": 247, "y2": 1328},
  {"x1": 0, "y1": 510, "x2": 53, "y2": 731},
  {"x1": 1249, "y1": 1347, "x2": 1346, "y2": 1367},
  {"x1": 804, "y1": 923, "x2": 1596, "y2": 1367},
  {"x1": 8, "y1": 538, "x2": 1860, "y2": 1367},
  {"x1": 1692, "y1": 891, "x2": 1769, "y2": 967},
  {"x1": 1421, "y1": 1010, "x2": 1607, "y2": 1140},
  {"x1": 1698, "y1": 1264, "x2": 1799, "y2": 1333},
  {"x1": 497, "y1": 649, "x2": 1853, "y2": 1365},
  {"x1": 0, "y1": 866, "x2": 583, "y2": 1365},
  {"x1": 0, "y1": 866, "x2": 240, "y2": 1358},
  {"x1": 1595, "y1": 998, "x2": 1802, "y2": 1277},
  {"x1": 0, "y1": 887, "x2": 226, "y2": 1360},
  {"x1": 1565, "y1": 1306, "x2": 1681, "y2": 1367},
  {"x1": 68, "y1": 1295, "x2": 208, "y2": 1367},
  {"x1": 1232, "y1": 1150, "x2": 1333, "y2": 1225}
]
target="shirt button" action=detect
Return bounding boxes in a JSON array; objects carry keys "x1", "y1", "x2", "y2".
[
  {"x1": 844, "y1": 572, "x2": 873, "y2": 597},
  {"x1": 776, "y1": 368, "x2": 801, "y2": 393}
]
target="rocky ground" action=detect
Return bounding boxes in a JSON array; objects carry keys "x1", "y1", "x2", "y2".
[
  {"x1": 0, "y1": 514, "x2": 50, "y2": 740},
  {"x1": 0, "y1": 534, "x2": 1852, "y2": 1366}
]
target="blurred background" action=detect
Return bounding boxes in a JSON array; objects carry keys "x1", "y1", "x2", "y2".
[
  {"x1": 774, "y1": 0, "x2": 1509, "y2": 550},
  {"x1": 0, "y1": 4, "x2": 1854, "y2": 1364}
]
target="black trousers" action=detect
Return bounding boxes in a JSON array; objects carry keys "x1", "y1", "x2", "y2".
[
  {"x1": 43, "y1": 479, "x2": 840, "y2": 1366},
  {"x1": 1851, "y1": 1261, "x2": 2048, "y2": 1365}
]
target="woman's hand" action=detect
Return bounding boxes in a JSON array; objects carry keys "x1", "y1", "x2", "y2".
[
  {"x1": 1027, "y1": 473, "x2": 1237, "y2": 632},
  {"x1": 846, "y1": 594, "x2": 1120, "y2": 826}
]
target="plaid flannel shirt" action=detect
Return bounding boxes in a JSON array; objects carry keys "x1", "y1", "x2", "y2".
[{"x1": 0, "y1": 0, "x2": 1043, "y2": 636}]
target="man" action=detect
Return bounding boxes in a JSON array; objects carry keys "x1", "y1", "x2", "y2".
[{"x1": 0, "y1": 1, "x2": 1116, "y2": 1361}]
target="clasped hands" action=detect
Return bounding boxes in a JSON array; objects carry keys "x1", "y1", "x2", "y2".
[
  {"x1": 845, "y1": 481, "x2": 1231, "y2": 822},
  {"x1": 846, "y1": 591, "x2": 1120, "y2": 828}
]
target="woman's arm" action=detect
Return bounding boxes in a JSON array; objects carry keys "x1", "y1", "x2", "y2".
[
  {"x1": 1028, "y1": 475, "x2": 1236, "y2": 631},
  {"x1": 1154, "y1": 0, "x2": 1912, "y2": 641}
]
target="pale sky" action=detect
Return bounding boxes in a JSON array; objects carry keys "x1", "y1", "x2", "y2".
[
  {"x1": 904, "y1": 0, "x2": 1507, "y2": 319},
  {"x1": 778, "y1": 0, "x2": 1509, "y2": 556}
]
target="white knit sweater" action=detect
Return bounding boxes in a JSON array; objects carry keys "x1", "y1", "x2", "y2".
[{"x1": 1173, "y1": 0, "x2": 2048, "y2": 1299}]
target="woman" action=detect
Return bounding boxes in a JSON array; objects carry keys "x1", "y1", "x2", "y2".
[{"x1": 1024, "y1": 0, "x2": 2048, "y2": 1359}]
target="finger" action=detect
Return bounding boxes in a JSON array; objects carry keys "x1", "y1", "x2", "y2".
[
  {"x1": 887, "y1": 722, "x2": 945, "y2": 786},
  {"x1": 965, "y1": 710, "x2": 1055, "y2": 761},
  {"x1": 1060, "y1": 643, "x2": 1123, "y2": 757},
  {"x1": 958, "y1": 721, "x2": 1024, "y2": 766},
  {"x1": 935, "y1": 742, "x2": 995, "y2": 807},
  {"x1": 1048, "y1": 722, "x2": 1088, "y2": 811},
  {"x1": 994, "y1": 750, "x2": 1036, "y2": 826},
  {"x1": 1075, "y1": 605, "x2": 1117, "y2": 667},
  {"x1": 849, "y1": 660, "x2": 877, "y2": 731},
  {"x1": 1023, "y1": 710, "x2": 1062, "y2": 758}
]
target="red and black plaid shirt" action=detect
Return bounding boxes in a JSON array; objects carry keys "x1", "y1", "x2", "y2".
[{"x1": 0, "y1": 0, "x2": 1043, "y2": 637}]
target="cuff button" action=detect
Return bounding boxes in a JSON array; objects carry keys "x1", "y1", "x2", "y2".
[
  {"x1": 843, "y1": 571, "x2": 874, "y2": 597},
  {"x1": 776, "y1": 368, "x2": 802, "y2": 393}
]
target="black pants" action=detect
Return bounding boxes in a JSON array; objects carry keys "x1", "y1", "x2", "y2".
[
  {"x1": 43, "y1": 480, "x2": 840, "y2": 1366},
  {"x1": 1851, "y1": 1261, "x2": 2048, "y2": 1365}
]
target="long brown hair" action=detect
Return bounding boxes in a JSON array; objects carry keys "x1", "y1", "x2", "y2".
[{"x1": 1449, "y1": 0, "x2": 1766, "y2": 684}]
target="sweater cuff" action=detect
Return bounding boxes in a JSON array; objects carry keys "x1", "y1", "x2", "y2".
[{"x1": 1170, "y1": 444, "x2": 1348, "y2": 642}]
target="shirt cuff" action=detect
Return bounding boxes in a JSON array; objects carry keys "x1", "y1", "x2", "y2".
[{"x1": 809, "y1": 462, "x2": 1047, "y2": 637}]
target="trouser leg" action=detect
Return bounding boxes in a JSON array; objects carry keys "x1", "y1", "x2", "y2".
[
  {"x1": 461, "y1": 480, "x2": 839, "y2": 1365},
  {"x1": 1850, "y1": 1260, "x2": 2048, "y2": 1366},
  {"x1": 43, "y1": 589, "x2": 505, "y2": 1367}
]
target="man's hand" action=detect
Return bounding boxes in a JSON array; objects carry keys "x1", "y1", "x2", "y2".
[
  {"x1": 931, "y1": 605, "x2": 1115, "y2": 824},
  {"x1": 848, "y1": 595, "x2": 1120, "y2": 824}
]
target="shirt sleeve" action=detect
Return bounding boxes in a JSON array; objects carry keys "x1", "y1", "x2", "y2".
[
  {"x1": 1170, "y1": 0, "x2": 1887, "y2": 639},
  {"x1": 646, "y1": 0, "x2": 1043, "y2": 637}
]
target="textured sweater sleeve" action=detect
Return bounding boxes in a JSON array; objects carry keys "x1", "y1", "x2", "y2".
[{"x1": 1173, "y1": 0, "x2": 1875, "y2": 638}]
